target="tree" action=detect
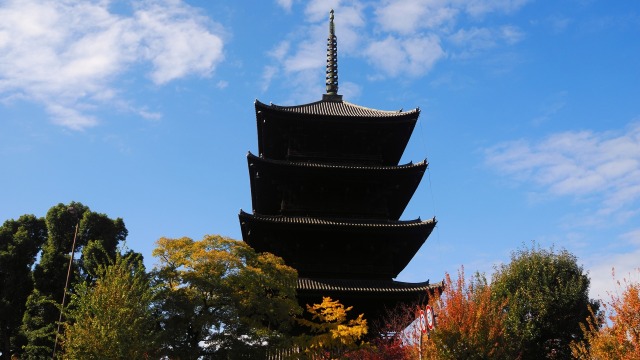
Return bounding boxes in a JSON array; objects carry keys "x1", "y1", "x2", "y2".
[
  {"x1": 491, "y1": 243, "x2": 597, "y2": 359},
  {"x1": 21, "y1": 202, "x2": 128, "y2": 359},
  {"x1": 153, "y1": 235, "x2": 301, "y2": 359},
  {"x1": 571, "y1": 269, "x2": 640, "y2": 360},
  {"x1": 296, "y1": 297, "x2": 368, "y2": 359},
  {"x1": 422, "y1": 267, "x2": 507, "y2": 360},
  {"x1": 0, "y1": 215, "x2": 47, "y2": 360},
  {"x1": 61, "y1": 252, "x2": 158, "y2": 359}
]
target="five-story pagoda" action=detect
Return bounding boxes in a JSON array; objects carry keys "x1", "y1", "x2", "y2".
[{"x1": 239, "y1": 10, "x2": 438, "y2": 324}]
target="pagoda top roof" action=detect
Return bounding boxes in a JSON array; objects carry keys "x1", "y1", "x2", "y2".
[
  {"x1": 255, "y1": 98, "x2": 419, "y2": 119},
  {"x1": 297, "y1": 278, "x2": 442, "y2": 293}
]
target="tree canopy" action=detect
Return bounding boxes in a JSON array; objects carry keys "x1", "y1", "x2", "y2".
[
  {"x1": 3, "y1": 204, "x2": 632, "y2": 360},
  {"x1": 152, "y1": 235, "x2": 301, "y2": 359},
  {"x1": 491, "y1": 243, "x2": 597, "y2": 359},
  {"x1": 62, "y1": 253, "x2": 157, "y2": 359}
]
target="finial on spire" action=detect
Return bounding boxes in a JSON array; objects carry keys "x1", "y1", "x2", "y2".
[{"x1": 324, "y1": 9, "x2": 341, "y2": 100}]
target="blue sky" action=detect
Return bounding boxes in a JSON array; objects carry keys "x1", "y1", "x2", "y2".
[{"x1": 1, "y1": 0, "x2": 639, "y2": 300}]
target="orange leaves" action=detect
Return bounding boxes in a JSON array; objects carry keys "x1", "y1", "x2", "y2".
[
  {"x1": 572, "y1": 269, "x2": 640, "y2": 360},
  {"x1": 424, "y1": 267, "x2": 507, "y2": 359}
]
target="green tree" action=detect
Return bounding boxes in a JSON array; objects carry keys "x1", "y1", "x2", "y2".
[
  {"x1": 153, "y1": 235, "x2": 301, "y2": 359},
  {"x1": 0, "y1": 215, "x2": 47, "y2": 360},
  {"x1": 61, "y1": 252, "x2": 158, "y2": 359},
  {"x1": 21, "y1": 202, "x2": 128, "y2": 359},
  {"x1": 491, "y1": 243, "x2": 597, "y2": 359}
]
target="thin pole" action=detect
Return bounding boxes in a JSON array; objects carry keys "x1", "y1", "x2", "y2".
[{"x1": 52, "y1": 221, "x2": 79, "y2": 359}]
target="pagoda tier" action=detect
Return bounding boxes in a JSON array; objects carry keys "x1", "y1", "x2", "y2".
[
  {"x1": 239, "y1": 211, "x2": 436, "y2": 279},
  {"x1": 247, "y1": 152, "x2": 427, "y2": 220},
  {"x1": 255, "y1": 99, "x2": 419, "y2": 166},
  {"x1": 297, "y1": 278, "x2": 443, "y2": 327}
]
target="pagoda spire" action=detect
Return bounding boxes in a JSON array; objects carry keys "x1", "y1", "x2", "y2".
[{"x1": 324, "y1": 9, "x2": 342, "y2": 101}]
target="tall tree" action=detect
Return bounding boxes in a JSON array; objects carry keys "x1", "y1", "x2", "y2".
[
  {"x1": 153, "y1": 235, "x2": 300, "y2": 359},
  {"x1": 0, "y1": 215, "x2": 47, "y2": 360},
  {"x1": 21, "y1": 202, "x2": 128, "y2": 359},
  {"x1": 62, "y1": 253, "x2": 158, "y2": 359},
  {"x1": 491, "y1": 243, "x2": 597, "y2": 359}
]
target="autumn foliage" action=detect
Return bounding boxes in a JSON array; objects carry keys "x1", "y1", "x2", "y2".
[
  {"x1": 296, "y1": 297, "x2": 368, "y2": 359},
  {"x1": 422, "y1": 267, "x2": 507, "y2": 360},
  {"x1": 571, "y1": 269, "x2": 640, "y2": 360}
]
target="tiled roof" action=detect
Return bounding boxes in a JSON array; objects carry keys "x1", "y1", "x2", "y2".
[
  {"x1": 255, "y1": 99, "x2": 419, "y2": 118},
  {"x1": 297, "y1": 278, "x2": 443, "y2": 292},
  {"x1": 239, "y1": 210, "x2": 436, "y2": 228},
  {"x1": 247, "y1": 152, "x2": 427, "y2": 171}
]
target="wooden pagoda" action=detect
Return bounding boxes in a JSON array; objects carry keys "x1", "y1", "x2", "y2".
[{"x1": 239, "y1": 10, "x2": 438, "y2": 325}]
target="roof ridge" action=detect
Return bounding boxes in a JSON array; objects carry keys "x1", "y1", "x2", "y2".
[{"x1": 254, "y1": 98, "x2": 419, "y2": 117}]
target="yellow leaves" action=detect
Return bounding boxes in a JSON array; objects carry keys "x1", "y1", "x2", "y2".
[
  {"x1": 153, "y1": 234, "x2": 301, "y2": 351},
  {"x1": 296, "y1": 297, "x2": 368, "y2": 358}
]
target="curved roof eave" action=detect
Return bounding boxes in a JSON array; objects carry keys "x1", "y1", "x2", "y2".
[
  {"x1": 297, "y1": 277, "x2": 439, "y2": 292},
  {"x1": 247, "y1": 151, "x2": 427, "y2": 171},
  {"x1": 255, "y1": 98, "x2": 420, "y2": 118},
  {"x1": 239, "y1": 210, "x2": 436, "y2": 228}
]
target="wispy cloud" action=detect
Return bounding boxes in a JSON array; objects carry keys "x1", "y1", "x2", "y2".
[
  {"x1": 0, "y1": 0, "x2": 224, "y2": 130},
  {"x1": 275, "y1": 0, "x2": 295, "y2": 12},
  {"x1": 586, "y1": 229, "x2": 640, "y2": 299},
  {"x1": 485, "y1": 122, "x2": 640, "y2": 220},
  {"x1": 265, "y1": 0, "x2": 529, "y2": 98}
]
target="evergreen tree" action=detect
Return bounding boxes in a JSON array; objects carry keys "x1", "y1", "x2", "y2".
[{"x1": 0, "y1": 215, "x2": 46, "y2": 360}]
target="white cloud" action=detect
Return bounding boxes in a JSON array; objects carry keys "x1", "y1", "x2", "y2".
[
  {"x1": 375, "y1": 0, "x2": 458, "y2": 34},
  {"x1": 365, "y1": 35, "x2": 445, "y2": 77},
  {"x1": 134, "y1": 1, "x2": 224, "y2": 84},
  {"x1": 0, "y1": 0, "x2": 225, "y2": 130},
  {"x1": 485, "y1": 122, "x2": 640, "y2": 220}
]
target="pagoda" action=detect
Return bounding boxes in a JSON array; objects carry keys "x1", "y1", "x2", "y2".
[{"x1": 239, "y1": 10, "x2": 438, "y2": 325}]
